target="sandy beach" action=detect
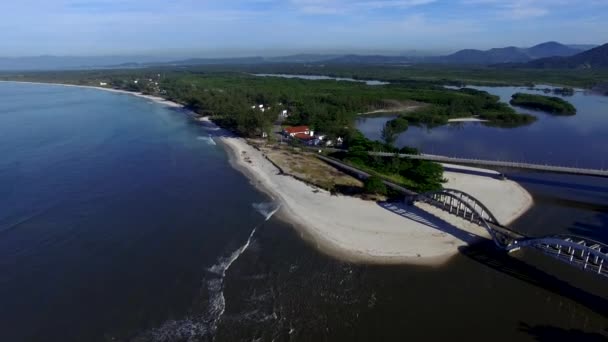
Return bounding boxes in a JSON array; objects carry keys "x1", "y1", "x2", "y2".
[
  {"x1": 0, "y1": 80, "x2": 184, "y2": 109},
  {"x1": 3, "y1": 80, "x2": 533, "y2": 266},
  {"x1": 214, "y1": 130, "x2": 533, "y2": 266},
  {"x1": 447, "y1": 117, "x2": 489, "y2": 123}
]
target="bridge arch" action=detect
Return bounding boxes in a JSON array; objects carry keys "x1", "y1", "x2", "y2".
[
  {"x1": 414, "y1": 188, "x2": 509, "y2": 247},
  {"x1": 414, "y1": 189, "x2": 608, "y2": 278}
]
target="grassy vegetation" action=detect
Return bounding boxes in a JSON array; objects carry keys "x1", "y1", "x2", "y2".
[
  {"x1": 260, "y1": 144, "x2": 364, "y2": 193},
  {"x1": 329, "y1": 131, "x2": 444, "y2": 193},
  {"x1": 510, "y1": 93, "x2": 577, "y2": 115}
]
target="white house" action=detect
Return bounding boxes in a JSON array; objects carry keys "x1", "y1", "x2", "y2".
[{"x1": 99, "y1": 82, "x2": 108, "y2": 86}]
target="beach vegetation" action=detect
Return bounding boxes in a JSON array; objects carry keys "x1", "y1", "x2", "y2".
[
  {"x1": 510, "y1": 93, "x2": 577, "y2": 115},
  {"x1": 364, "y1": 176, "x2": 387, "y2": 195}
]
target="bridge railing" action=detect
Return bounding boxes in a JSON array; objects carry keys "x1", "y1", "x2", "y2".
[
  {"x1": 368, "y1": 152, "x2": 608, "y2": 177},
  {"x1": 507, "y1": 235, "x2": 608, "y2": 277}
]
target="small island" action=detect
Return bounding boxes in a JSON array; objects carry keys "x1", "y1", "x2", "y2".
[{"x1": 510, "y1": 93, "x2": 577, "y2": 115}]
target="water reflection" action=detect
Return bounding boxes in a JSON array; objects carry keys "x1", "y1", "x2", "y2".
[{"x1": 356, "y1": 85, "x2": 608, "y2": 169}]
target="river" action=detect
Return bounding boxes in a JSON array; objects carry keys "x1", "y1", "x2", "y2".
[{"x1": 0, "y1": 82, "x2": 606, "y2": 341}]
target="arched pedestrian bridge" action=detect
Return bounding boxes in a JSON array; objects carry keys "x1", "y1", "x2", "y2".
[{"x1": 415, "y1": 188, "x2": 608, "y2": 278}]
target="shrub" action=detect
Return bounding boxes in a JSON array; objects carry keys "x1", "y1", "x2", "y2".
[{"x1": 364, "y1": 176, "x2": 387, "y2": 195}]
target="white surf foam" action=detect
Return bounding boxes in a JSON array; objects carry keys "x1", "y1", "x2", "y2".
[
  {"x1": 206, "y1": 223, "x2": 259, "y2": 335},
  {"x1": 252, "y1": 201, "x2": 281, "y2": 221},
  {"x1": 196, "y1": 136, "x2": 217, "y2": 145},
  {"x1": 204, "y1": 202, "x2": 280, "y2": 334},
  {"x1": 138, "y1": 203, "x2": 280, "y2": 341}
]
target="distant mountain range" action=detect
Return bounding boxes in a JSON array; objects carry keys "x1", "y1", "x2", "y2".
[
  {"x1": 0, "y1": 55, "x2": 173, "y2": 71},
  {"x1": 523, "y1": 43, "x2": 608, "y2": 68},
  {"x1": 440, "y1": 42, "x2": 587, "y2": 65},
  {"x1": 0, "y1": 42, "x2": 602, "y2": 71}
]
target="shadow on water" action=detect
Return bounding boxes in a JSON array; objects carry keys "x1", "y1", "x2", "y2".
[
  {"x1": 570, "y1": 212, "x2": 608, "y2": 243},
  {"x1": 377, "y1": 202, "x2": 608, "y2": 319},
  {"x1": 508, "y1": 174, "x2": 608, "y2": 194},
  {"x1": 458, "y1": 240, "x2": 608, "y2": 318},
  {"x1": 519, "y1": 323, "x2": 608, "y2": 342}
]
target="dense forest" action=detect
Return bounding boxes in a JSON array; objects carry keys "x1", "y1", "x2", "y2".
[
  {"x1": 1, "y1": 67, "x2": 539, "y2": 138},
  {"x1": 0, "y1": 67, "x2": 555, "y2": 192},
  {"x1": 510, "y1": 93, "x2": 577, "y2": 115}
]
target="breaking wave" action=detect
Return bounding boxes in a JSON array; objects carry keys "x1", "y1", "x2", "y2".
[
  {"x1": 197, "y1": 135, "x2": 216, "y2": 145},
  {"x1": 136, "y1": 202, "x2": 280, "y2": 341},
  {"x1": 252, "y1": 201, "x2": 281, "y2": 221}
]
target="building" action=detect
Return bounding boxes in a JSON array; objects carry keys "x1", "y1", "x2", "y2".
[
  {"x1": 293, "y1": 133, "x2": 315, "y2": 144},
  {"x1": 99, "y1": 82, "x2": 108, "y2": 86},
  {"x1": 280, "y1": 110, "x2": 289, "y2": 118},
  {"x1": 283, "y1": 126, "x2": 311, "y2": 137}
]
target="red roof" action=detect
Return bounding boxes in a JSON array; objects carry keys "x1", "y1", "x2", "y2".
[
  {"x1": 294, "y1": 133, "x2": 314, "y2": 140},
  {"x1": 284, "y1": 126, "x2": 309, "y2": 134}
]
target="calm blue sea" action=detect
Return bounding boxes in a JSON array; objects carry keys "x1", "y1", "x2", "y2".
[{"x1": 1, "y1": 82, "x2": 605, "y2": 342}]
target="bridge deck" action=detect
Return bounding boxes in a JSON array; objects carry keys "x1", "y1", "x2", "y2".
[{"x1": 369, "y1": 152, "x2": 608, "y2": 178}]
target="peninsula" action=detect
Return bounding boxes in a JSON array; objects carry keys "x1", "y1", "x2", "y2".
[{"x1": 0, "y1": 74, "x2": 535, "y2": 265}]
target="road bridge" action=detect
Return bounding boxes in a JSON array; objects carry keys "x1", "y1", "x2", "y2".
[
  {"x1": 369, "y1": 152, "x2": 608, "y2": 178},
  {"x1": 316, "y1": 154, "x2": 608, "y2": 278}
]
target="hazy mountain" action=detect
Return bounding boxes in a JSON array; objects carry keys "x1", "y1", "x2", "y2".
[
  {"x1": 0, "y1": 55, "x2": 171, "y2": 71},
  {"x1": 265, "y1": 54, "x2": 341, "y2": 63},
  {"x1": 442, "y1": 42, "x2": 583, "y2": 64},
  {"x1": 0, "y1": 42, "x2": 600, "y2": 71},
  {"x1": 443, "y1": 47, "x2": 530, "y2": 64},
  {"x1": 323, "y1": 54, "x2": 414, "y2": 64},
  {"x1": 567, "y1": 44, "x2": 599, "y2": 51},
  {"x1": 525, "y1": 41, "x2": 581, "y2": 59},
  {"x1": 525, "y1": 43, "x2": 608, "y2": 68}
]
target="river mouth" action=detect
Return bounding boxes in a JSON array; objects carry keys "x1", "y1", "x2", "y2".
[{"x1": 0, "y1": 82, "x2": 606, "y2": 341}]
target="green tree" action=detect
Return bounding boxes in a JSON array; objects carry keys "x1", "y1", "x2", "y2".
[{"x1": 364, "y1": 176, "x2": 387, "y2": 195}]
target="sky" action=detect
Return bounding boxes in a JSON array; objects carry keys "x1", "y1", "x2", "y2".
[{"x1": 1, "y1": 0, "x2": 607, "y2": 57}]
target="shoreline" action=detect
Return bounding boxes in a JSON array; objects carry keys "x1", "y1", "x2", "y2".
[
  {"x1": 214, "y1": 131, "x2": 533, "y2": 266},
  {"x1": 358, "y1": 105, "x2": 423, "y2": 115},
  {"x1": 0, "y1": 80, "x2": 184, "y2": 109},
  {"x1": 3, "y1": 80, "x2": 534, "y2": 265},
  {"x1": 447, "y1": 117, "x2": 489, "y2": 123}
]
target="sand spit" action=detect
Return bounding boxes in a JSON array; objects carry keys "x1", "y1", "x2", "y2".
[
  {"x1": 3, "y1": 81, "x2": 533, "y2": 265},
  {"x1": 217, "y1": 134, "x2": 532, "y2": 266}
]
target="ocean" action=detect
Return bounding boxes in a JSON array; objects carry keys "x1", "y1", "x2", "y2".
[{"x1": 0, "y1": 82, "x2": 605, "y2": 341}]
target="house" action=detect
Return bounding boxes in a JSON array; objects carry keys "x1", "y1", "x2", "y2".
[
  {"x1": 280, "y1": 110, "x2": 289, "y2": 118},
  {"x1": 99, "y1": 82, "x2": 108, "y2": 86},
  {"x1": 293, "y1": 133, "x2": 315, "y2": 144},
  {"x1": 283, "y1": 126, "x2": 311, "y2": 137}
]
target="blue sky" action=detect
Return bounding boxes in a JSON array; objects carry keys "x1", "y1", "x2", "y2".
[{"x1": 1, "y1": 0, "x2": 607, "y2": 57}]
